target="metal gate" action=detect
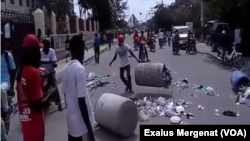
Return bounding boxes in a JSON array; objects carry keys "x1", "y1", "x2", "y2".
[{"x1": 1, "y1": 11, "x2": 35, "y2": 67}]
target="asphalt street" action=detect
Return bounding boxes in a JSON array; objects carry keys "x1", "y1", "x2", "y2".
[{"x1": 8, "y1": 35, "x2": 250, "y2": 141}]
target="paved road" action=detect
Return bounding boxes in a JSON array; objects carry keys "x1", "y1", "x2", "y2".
[{"x1": 8, "y1": 36, "x2": 250, "y2": 141}]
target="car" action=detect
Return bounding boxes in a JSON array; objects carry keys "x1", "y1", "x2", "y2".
[
  {"x1": 172, "y1": 26, "x2": 190, "y2": 49},
  {"x1": 210, "y1": 22, "x2": 231, "y2": 52}
]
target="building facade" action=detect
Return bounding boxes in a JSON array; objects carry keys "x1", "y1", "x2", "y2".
[{"x1": 1, "y1": 0, "x2": 37, "y2": 14}]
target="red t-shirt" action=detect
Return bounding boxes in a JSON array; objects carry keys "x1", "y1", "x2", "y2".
[
  {"x1": 16, "y1": 66, "x2": 45, "y2": 141},
  {"x1": 139, "y1": 36, "x2": 146, "y2": 43}
]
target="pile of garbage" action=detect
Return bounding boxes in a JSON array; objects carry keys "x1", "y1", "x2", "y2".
[
  {"x1": 131, "y1": 97, "x2": 193, "y2": 124},
  {"x1": 172, "y1": 79, "x2": 219, "y2": 96}
]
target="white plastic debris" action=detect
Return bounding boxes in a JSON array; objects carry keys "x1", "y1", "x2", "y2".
[
  {"x1": 240, "y1": 87, "x2": 250, "y2": 104},
  {"x1": 170, "y1": 116, "x2": 181, "y2": 124},
  {"x1": 214, "y1": 109, "x2": 219, "y2": 112},
  {"x1": 176, "y1": 106, "x2": 185, "y2": 114},
  {"x1": 87, "y1": 72, "x2": 95, "y2": 80},
  {"x1": 206, "y1": 87, "x2": 214, "y2": 93},
  {"x1": 197, "y1": 105, "x2": 204, "y2": 110},
  {"x1": 139, "y1": 110, "x2": 150, "y2": 121}
]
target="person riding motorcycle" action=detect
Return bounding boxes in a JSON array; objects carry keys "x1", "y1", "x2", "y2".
[
  {"x1": 133, "y1": 30, "x2": 139, "y2": 50},
  {"x1": 139, "y1": 30, "x2": 147, "y2": 43},
  {"x1": 158, "y1": 29, "x2": 164, "y2": 47},
  {"x1": 139, "y1": 41, "x2": 150, "y2": 62},
  {"x1": 40, "y1": 39, "x2": 63, "y2": 111}
]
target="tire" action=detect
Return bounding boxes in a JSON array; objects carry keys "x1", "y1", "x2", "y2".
[
  {"x1": 233, "y1": 56, "x2": 245, "y2": 67},
  {"x1": 211, "y1": 43, "x2": 216, "y2": 52}
]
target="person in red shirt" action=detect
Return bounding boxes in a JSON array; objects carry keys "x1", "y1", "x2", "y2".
[
  {"x1": 16, "y1": 34, "x2": 55, "y2": 141},
  {"x1": 133, "y1": 30, "x2": 139, "y2": 50}
]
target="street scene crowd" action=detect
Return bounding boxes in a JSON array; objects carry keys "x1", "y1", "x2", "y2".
[{"x1": 2, "y1": 0, "x2": 250, "y2": 141}]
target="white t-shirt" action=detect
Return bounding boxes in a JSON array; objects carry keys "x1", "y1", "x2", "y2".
[
  {"x1": 40, "y1": 48, "x2": 57, "y2": 70},
  {"x1": 62, "y1": 60, "x2": 95, "y2": 137},
  {"x1": 235, "y1": 28, "x2": 242, "y2": 44},
  {"x1": 115, "y1": 43, "x2": 130, "y2": 67},
  {"x1": 158, "y1": 32, "x2": 164, "y2": 39}
]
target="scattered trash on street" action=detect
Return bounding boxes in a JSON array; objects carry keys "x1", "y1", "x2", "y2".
[
  {"x1": 130, "y1": 97, "x2": 194, "y2": 124},
  {"x1": 86, "y1": 72, "x2": 118, "y2": 96}
]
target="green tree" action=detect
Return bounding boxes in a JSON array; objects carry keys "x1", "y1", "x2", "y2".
[{"x1": 78, "y1": 0, "x2": 128, "y2": 30}]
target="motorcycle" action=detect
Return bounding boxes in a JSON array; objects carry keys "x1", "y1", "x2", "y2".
[
  {"x1": 217, "y1": 45, "x2": 244, "y2": 67},
  {"x1": 134, "y1": 38, "x2": 139, "y2": 51},
  {"x1": 38, "y1": 67, "x2": 63, "y2": 111},
  {"x1": 186, "y1": 37, "x2": 197, "y2": 54},
  {"x1": 159, "y1": 39, "x2": 163, "y2": 49}
]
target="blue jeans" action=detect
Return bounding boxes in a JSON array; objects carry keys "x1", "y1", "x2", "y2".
[{"x1": 1, "y1": 82, "x2": 10, "y2": 112}]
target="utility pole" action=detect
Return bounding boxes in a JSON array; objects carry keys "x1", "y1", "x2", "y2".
[{"x1": 200, "y1": 0, "x2": 204, "y2": 41}]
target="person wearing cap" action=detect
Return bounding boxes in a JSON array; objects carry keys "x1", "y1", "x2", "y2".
[
  {"x1": 16, "y1": 34, "x2": 57, "y2": 141},
  {"x1": 109, "y1": 35, "x2": 139, "y2": 93}
]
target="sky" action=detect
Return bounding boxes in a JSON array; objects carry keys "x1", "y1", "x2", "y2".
[{"x1": 74, "y1": 0, "x2": 175, "y2": 22}]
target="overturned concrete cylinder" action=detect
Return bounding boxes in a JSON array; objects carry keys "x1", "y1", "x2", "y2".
[
  {"x1": 95, "y1": 93, "x2": 138, "y2": 138},
  {"x1": 135, "y1": 63, "x2": 172, "y2": 88}
]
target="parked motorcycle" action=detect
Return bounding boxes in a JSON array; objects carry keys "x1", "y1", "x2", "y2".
[
  {"x1": 38, "y1": 67, "x2": 63, "y2": 111},
  {"x1": 217, "y1": 45, "x2": 244, "y2": 67},
  {"x1": 186, "y1": 37, "x2": 197, "y2": 54}
]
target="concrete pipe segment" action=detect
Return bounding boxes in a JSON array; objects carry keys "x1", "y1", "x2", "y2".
[
  {"x1": 135, "y1": 63, "x2": 172, "y2": 88},
  {"x1": 95, "y1": 93, "x2": 138, "y2": 138}
]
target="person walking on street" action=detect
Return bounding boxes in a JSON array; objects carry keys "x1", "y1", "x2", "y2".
[
  {"x1": 107, "y1": 31, "x2": 113, "y2": 50},
  {"x1": 65, "y1": 35, "x2": 71, "y2": 62},
  {"x1": 62, "y1": 35, "x2": 96, "y2": 141},
  {"x1": 16, "y1": 34, "x2": 56, "y2": 141},
  {"x1": 109, "y1": 35, "x2": 139, "y2": 93},
  {"x1": 93, "y1": 33, "x2": 101, "y2": 64}
]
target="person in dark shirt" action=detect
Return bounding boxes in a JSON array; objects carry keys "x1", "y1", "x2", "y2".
[
  {"x1": 219, "y1": 30, "x2": 232, "y2": 61},
  {"x1": 65, "y1": 35, "x2": 70, "y2": 62},
  {"x1": 93, "y1": 33, "x2": 100, "y2": 63}
]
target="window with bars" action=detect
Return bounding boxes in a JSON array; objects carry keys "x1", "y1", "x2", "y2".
[
  {"x1": 26, "y1": 0, "x2": 30, "y2": 7},
  {"x1": 10, "y1": 0, "x2": 14, "y2": 4},
  {"x1": 19, "y1": 0, "x2": 23, "y2": 6}
]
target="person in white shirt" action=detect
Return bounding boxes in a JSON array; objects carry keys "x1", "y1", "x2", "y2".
[
  {"x1": 62, "y1": 35, "x2": 95, "y2": 141},
  {"x1": 158, "y1": 29, "x2": 164, "y2": 46},
  {"x1": 235, "y1": 24, "x2": 242, "y2": 53},
  {"x1": 109, "y1": 35, "x2": 139, "y2": 93},
  {"x1": 40, "y1": 39, "x2": 63, "y2": 111}
]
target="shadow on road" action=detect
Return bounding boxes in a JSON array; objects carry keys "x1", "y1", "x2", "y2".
[
  {"x1": 202, "y1": 55, "x2": 232, "y2": 71},
  {"x1": 94, "y1": 127, "x2": 138, "y2": 141}
]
